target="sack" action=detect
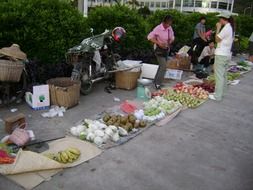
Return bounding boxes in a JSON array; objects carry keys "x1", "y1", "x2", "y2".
[
  {"x1": 9, "y1": 128, "x2": 30, "y2": 146},
  {"x1": 155, "y1": 46, "x2": 169, "y2": 57},
  {"x1": 194, "y1": 69, "x2": 209, "y2": 79}
]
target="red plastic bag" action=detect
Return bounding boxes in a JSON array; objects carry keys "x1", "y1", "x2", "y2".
[{"x1": 120, "y1": 101, "x2": 137, "y2": 114}]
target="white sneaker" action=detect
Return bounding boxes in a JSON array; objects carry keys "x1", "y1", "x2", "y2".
[{"x1": 208, "y1": 94, "x2": 217, "y2": 100}]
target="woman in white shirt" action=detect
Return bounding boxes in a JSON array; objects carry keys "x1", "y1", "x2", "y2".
[{"x1": 209, "y1": 12, "x2": 234, "y2": 101}]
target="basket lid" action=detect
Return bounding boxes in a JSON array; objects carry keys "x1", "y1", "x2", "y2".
[{"x1": 0, "y1": 44, "x2": 27, "y2": 60}]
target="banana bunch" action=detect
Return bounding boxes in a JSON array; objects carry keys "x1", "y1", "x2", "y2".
[{"x1": 44, "y1": 147, "x2": 81, "y2": 164}]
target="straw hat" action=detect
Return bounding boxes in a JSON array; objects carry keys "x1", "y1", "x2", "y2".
[{"x1": 0, "y1": 44, "x2": 27, "y2": 60}]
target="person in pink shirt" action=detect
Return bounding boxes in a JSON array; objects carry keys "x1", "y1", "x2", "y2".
[{"x1": 147, "y1": 15, "x2": 175, "y2": 89}]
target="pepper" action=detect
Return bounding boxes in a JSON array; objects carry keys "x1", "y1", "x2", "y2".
[{"x1": 0, "y1": 157, "x2": 15, "y2": 164}]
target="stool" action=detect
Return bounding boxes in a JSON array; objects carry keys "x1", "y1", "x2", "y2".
[{"x1": 4, "y1": 113, "x2": 26, "y2": 134}]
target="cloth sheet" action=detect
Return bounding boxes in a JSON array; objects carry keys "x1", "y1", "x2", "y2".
[{"x1": 1, "y1": 137, "x2": 102, "y2": 189}]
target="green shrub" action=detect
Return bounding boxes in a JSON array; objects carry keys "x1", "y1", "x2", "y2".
[
  {"x1": 87, "y1": 5, "x2": 150, "y2": 55},
  {"x1": 235, "y1": 15, "x2": 253, "y2": 37},
  {"x1": 0, "y1": 0, "x2": 89, "y2": 64},
  {"x1": 1, "y1": 2, "x2": 252, "y2": 68}
]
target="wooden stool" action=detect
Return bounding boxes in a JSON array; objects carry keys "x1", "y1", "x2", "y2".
[{"x1": 4, "y1": 113, "x2": 26, "y2": 134}]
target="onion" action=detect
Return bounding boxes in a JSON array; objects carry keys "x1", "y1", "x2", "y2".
[
  {"x1": 111, "y1": 132, "x2": 120, "y2": 142},
  {"x1": 105, "y1": 127, "x2": 114, "y2": 137},
  {"x1": 118, "y1": 127, "x2": 128, "y2": 136},
  {"x1": 94, "y1": 129, "x2": 105, "y2": 137},
  {"x1": 94, "y1": 136, "x2": 103, "y2": 146},
  {"x1": 86, "y1": 132, "x2": 95, "y2": 142}
]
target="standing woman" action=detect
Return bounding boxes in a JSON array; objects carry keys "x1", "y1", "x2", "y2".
[
  {"x1": 209, "y1": 12, "x2": 234, "y2": 101},
  {"x1": 147, "y1": 15, "x2": 175, "y2": 89}
]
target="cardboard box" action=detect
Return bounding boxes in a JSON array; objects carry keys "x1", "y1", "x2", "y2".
[
  {"x1": 167, "y1": 55, "x2": 191, "y2": 70},
  {"x1": 164, "y1": 69, "x2": 183, "y2": 80},
  {"x1": 25, "y1": 85, "x2": 50, "y2": 110},
  {"x1": 141, "y1": 63, "x2": 159, "y2": 79}
]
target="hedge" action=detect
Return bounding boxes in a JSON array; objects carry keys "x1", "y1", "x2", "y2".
[
  {"x1": 0, "y1": 1, "x2": 252, "y2": 81},
  {"x1": 0, "y1": 0, "x2": 89, "y2": 65},
  {"x1": 87, "y1": 6, "x2": 150, "y2": 55}
]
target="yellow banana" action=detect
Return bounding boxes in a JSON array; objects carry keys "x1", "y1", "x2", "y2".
[
  {"x1": 61, "y1": 151, "x2": 69, "y2": 161},
  {"x1": 68, "y1": 158, "x2": 74, "y2": 163},
  {"x1": 65, "y1": 150, "x2": 76, "y2": 160},
  {"x1": 72, "y1": 154, "x2": 79, "y2": 160},
  {"x1": 60, "y1": 153, "x2": 67, "y2": 163},
  {"x1": 68, "y1": 148, "x2": 81, "y2": 156},
  {"x1": 56, "y1": 153, "x2": 62, "y2": 163}
]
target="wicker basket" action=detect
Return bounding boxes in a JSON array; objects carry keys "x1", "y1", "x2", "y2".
[
  {"x1": 0, "y1": 59, "x2": 24, "y2": 82},
  {"x1": 47, "y1": 77, "x2": 81, "y2": 108},
  {"x1": 115, "y1": 71, "x2": 141, "y2": 90}
]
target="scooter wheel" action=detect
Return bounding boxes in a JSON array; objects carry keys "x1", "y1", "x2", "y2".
[{"x1": 80, "y1": 80, "x2": 93, "y2": 95}]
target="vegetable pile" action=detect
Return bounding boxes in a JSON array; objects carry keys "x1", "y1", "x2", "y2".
[
  {"x1": 165, "y1": 90, "x2": 203, "y2": 108},
  {"x1": 208, "y1": 72, "x2": 241, "y2": 83},
  {"x1": 228, "y1": 72, "x2": 240, "y2": 81},
  {"x1": 0, "y1": 149, "x2": 15, "y2": 164},
  {"x1": 70, "y1": 114, "x2": 147, "y2": 146},
  {"x1": 0, "y1": 144, "x2": 15, "y2": 164},
  {"x1": 228, "y1": 65, "x2": 251, "y2": 73},
  {"x1": 103, "y1": 113, "x2": 147, "y2": 131},
  {"x1": 44, "y1": 147, "x2": 81, "y2": 164},
  {"x1": 173, "y1": 83, "x2": 209, "y2": 99},
  {"x1": 238, "y1": 61, "x2": 250, "y2": 67},
  {"x1": 134, "y1": 96, "x2": 182, "y2": 122},
  {"x1": 151, "y1": 89, "x2": 167, "y2": 97},
  {"x1": 194, "y1": 80, "x2": 215, "y2": 93}
]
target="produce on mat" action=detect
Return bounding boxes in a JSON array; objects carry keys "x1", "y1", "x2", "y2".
[
  {"x1": 151, "y1": 89, "x2": 167, "y2": 97},
  {"x1": 228, "y1": 72, "x2": 240, "y2": 81},
  {"x1": 44, "y1": 147, "x2": 81, "y2": 164},
  {"x1": 194, "y1": 81, "x2": 215, "y2": 93},
  {"x1": 70, "y1": 115, "x2": 147, "y2": 146},
  {"x1": 134, "y1": 96, "x2": 181, "y2": 122},
  {"x1": 238, "y1": 61, "x2": 249, "y2": 67},
  {"x1": 228, "y1": 65, "x2": 240, "y2": 73},
  {"x1": 208, "y1": 72, "x2": 241, "y2": 83},
  {"x1": 173, "y1": 83, "x2": 209, "y2": 99},
  {"x1": 228, "y1": 65, "x2": 251, "y2": 73},
  {"x1": 165, "y1": 90, "x2": 202, "y2": 108},
  {"x1": 0, "y1": 150, "x2": 15, "y2": 164},
  {"x1": 103, "y1": 113, "x2": 147, "y2": 131}
]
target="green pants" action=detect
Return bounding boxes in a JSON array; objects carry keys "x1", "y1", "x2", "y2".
[
  {"x1": 155, "y1": 55, "x2": 168, "y2": 85},
  {"x1": 214, "y1": 55, "x2": 229, "y2": 101}
]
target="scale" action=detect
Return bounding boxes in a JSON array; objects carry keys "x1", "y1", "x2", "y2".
[{"x1": 137, "y1": 78, "x2": 152, "y2": 101}]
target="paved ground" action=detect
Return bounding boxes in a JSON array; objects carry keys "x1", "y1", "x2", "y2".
[{"x1": 0, "y1": 71, "x2": 253, "y2": 190}]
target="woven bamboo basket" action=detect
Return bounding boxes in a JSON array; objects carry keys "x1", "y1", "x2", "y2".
[
  {"x1": 115, "y1": 71, "x2": 141, "y2": 90},
  {"x1": 0, "y1": 59, "x2": 24, "y2": 82},
  {"x1": 47, "y1": 77, "x2": 81, "y2": 108}
]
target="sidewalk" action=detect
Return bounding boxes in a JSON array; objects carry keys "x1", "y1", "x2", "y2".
[{"x1": 0, "y1": 72, "x2": 253, "y2": 190}]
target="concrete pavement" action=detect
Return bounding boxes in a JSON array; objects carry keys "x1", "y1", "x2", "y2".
[{"x1": 0, "y1": 72, "x2": 253, "y2": 190}]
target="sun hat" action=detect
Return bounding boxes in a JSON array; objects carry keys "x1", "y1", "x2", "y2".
[
  {"x1": 216, "y1": 11, "x2": 232, "y2": 19},
  {"x1": 0, "y1": 44, "x2": 27, "y2": 60}
]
